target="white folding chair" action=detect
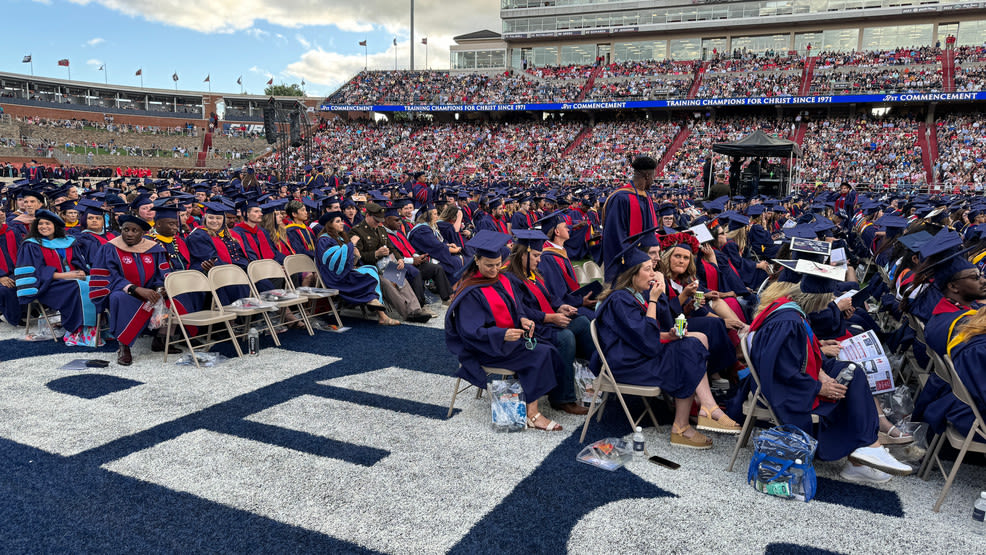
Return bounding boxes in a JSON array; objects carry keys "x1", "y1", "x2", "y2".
[
  {"x1": 162, "y1": 270, "x2": 243, "y2": 368},
  {"x1": 247, "y1": 259, "x2": 314, "y2": 336},
  {"x1": 447, "y1": 366, "x2": 515, "y2": 418},
  {"x1": 579, "y1": 319, "x2": 663, "y2": 442},
  {"x1": 283, "y1": 254, "x2": 344, "y2": 329},
  {"x1": 921, "y1": 353, "x2": 986, "y2": 512},
  {"x1": 208, "y1": 265, "x2": 282, "y2": 346}
]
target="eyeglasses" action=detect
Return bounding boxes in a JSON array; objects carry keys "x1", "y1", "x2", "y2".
[{"x1": 956, "y1": 273, "x2": 985, "y2": 281}]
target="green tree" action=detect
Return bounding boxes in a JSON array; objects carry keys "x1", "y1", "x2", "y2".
[{"x1": 264, "y1": 83, "x2": 305, "y2": 96}]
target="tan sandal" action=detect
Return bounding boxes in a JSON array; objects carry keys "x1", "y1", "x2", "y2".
[
  {"x1": 527, "y1": 412, "x2": 562, "y2": 431},
  {"x1": 671, "y1": 424, "x2": 712, "y2": 449},
  {"x1": 378, "y1": 315, "x2": 400, "y2": 326},
  {"x1": 696, "y1": 405, "x2": 742, "y2": 434}
]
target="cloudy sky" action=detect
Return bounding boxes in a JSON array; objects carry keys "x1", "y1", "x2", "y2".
[{"x1": 3, "y1": 0, "x2": 501, "y2": 97}]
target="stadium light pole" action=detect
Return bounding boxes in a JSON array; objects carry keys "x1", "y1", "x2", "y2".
[{"x1": 410, "y1": 0, "x2": 414, "y2": 70}]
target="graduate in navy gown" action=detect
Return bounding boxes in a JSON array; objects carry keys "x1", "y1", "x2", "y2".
[
  {"x1": 73, "y1": 201, "x2": 116, "y2": 268},
  {"x1": 185, "y1": 202, "x2": 251, "y2": 305},
  {"x1": 88, "y1": 216, "x2": 184, "y2": 365},
  {"x1": 231, "y1": 201, "x2": 285, "y2": 264},
  {"x1": 747, "y1": 205, "x2": 781, "y2": 259},
  {"x1": 14, "y1": 209, "x2": 97, "y2": 337},
  {"x1": 536, "y1": 211, "x2": 597, "y2": 319},
  {"x1": 407, "y1": 206, "x2": 464, "y2": 285},
  {"x1": 601, "y1": 156, "x2": 659, "y2": 283},
  {"x1": 284, "y1": 200, "x2": 316, "y2": 259},
  {"x1": 935, "y1": 307, "x2": 986, "y2": 441},
  {"x1": 591, "y1": 235, "x2": 741, "y2": 448},
  {"x1": 0, "y1": 203, "x2": 21, "y2": 325},
  {"x1": 315, "y1": 212, "x2": 399, "y2": 326},
  {"x1": 8, "y1": 189, "x2": 45, "y2": 244},
  {"x1": 504, "y1": 229, "x2": 594, "y2": 415},
  {"x1": 437, "y1": 204, "x2": 472, "y2": 258},
  {"x1": 748, "y1": 271, "x2": 913, "y2": 482},
  {"x1": 445, "y1": 230, "x2": 565, "y2": 432}
]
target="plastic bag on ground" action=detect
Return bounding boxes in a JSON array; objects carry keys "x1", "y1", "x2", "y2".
[
  {"x1": 748, "y1": 425, "x2": 818, "y2": 502},
  {"x1": 574, "y1": 359, "x2": 601, "y2": 406},
  {"x1": 577, "y1": 438, "x2": 633, "y2": 471},
  {"x1": 488, "y1": 378, "x2": 526, "y2": 432},
  {"x1": 175, "y1": 352, "x2": 228, "y2": 367}
]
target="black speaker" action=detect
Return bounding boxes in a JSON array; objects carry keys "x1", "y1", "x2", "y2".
[
  {"x1": 289, "y1": 111, "x2": 302, "y2": 148},
  {"x1": 263, "y1": 106, "x2": 277, "y2": 144}
]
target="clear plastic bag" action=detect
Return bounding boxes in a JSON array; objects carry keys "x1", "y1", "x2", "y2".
[
  {"x1": 574, "y1": 359, "x2": 600, "y2": 406},
  {"x1": 748, "y1": 425, "x2": 818, "y2": 502},
  {"x1": 259, "y1": 289, "x2": 299, "y2": 302},
  {"x1": 228, "y1": 297, "x2": 278, "y2": 312},
  {"x1": 577, "y1": 437, "x2": 633, "y2": 471},
  {"x1": 21, "y1": 317, "x2": 65, "y2": 341},
  {"x1": 147, "y1": 298, "x2": 169, "y2": 330},
  {"x1": 488, "y1": 378, "x2": 527, "y2": 433},
  {"x1": 175, "y1": 352, "x2": 228, "y2": 367},
  {"x1": 296, "y1": 286, "x2": 335, "y2": 297},
  {"x1": 877, "y1": 385, "x2": 914, "y2": 426}
]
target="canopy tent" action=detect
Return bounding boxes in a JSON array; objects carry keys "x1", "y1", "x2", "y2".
[
  {"x1": 707, "y1": 129, "x2": 803, "y2": 197},
  {"x1": 711, "y1": 129, "x2": 802, "y2": 158}
]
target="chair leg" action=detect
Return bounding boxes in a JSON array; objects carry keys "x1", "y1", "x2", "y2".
[
  {"x1": 328, "y1": 295, "x2": 344, "y2": 328},
  {"x1": 295, "y1": 305, "x2": 314, "y2": 336},
  {"x1": 919, "y1": 432, "x2": 943, "y2": 480},
  {"x1": 643, "y1": 398, "x2": 661, "y2": 429},
  {"x1": 37, "y1": 304, "x2": 58, "y2": 342},
  {"x1": 579, "y1": 386, "x2": 604, "y2": 443},
  {"x1": 447, "y1": 378, "x2": 473, "y2": 419},
  {"x1": 225, "y1": 320, "x2": 245, "y2": 358},
  {"x1": 596, "y1": 392, "x2": 610, "y2": 422},
  {"x1": 727, "y1": 408, "x2": 758, "y2": 472},
  {"x1": 261, "y1": 311, "x2": 281, "y2": 347},
  {"x1": 174, "y1": 318, "x2": 198, "y2": 367},
  {"x1": 933, "y1": 429, "x2": 979, "y2": 512}
]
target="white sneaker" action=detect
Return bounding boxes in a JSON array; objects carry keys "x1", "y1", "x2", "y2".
[
  {"x1": 848, "y1": 446, "x2": 914, "y2": 476},
  {"x1": 840, "y1": 462, "x2": 892, "y2": 485}
]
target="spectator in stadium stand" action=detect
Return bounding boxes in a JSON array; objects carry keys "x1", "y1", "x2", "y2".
[
  {"x1": 88, "y1": 216, "x2": 182, "y2": 366},
  {"x1": 601, "y1": 156, "x2": 660, "y2": 282},
  {"x1": 315, "y1": 211, "x2": 399, "y2": 326}
]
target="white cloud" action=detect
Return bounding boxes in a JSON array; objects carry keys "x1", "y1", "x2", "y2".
[
  {"x1": 245, "y1": 28, "x2": 269, "y2": 39},
  {"x1": 284, "y1": 37, "x2": 454, "y2": 92},
  {"x1": 296, "y1": 34, "x2": 310, "y2": 49},
  {"x1": 86, "y1": 58, "x2": 103, "y2": 66},
  {"x1": 248, "y1": 65, "x2": 266, "y2": 74},
  {"x1": 66, "y1": 0, "x2": 498, "y2": 41},
  {"x1": 32, "y1": 0, "x2": 52, "y2": 5},
  {"x1": 85, "y1": 37, "x2": 105, "y2": 47}
]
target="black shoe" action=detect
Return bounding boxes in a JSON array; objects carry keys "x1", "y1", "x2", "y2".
[
  {"x1": 117, "y1": 345, "x2": 133, "y2": 366},
  {"x1": 151, "y1": 336, "x2": 182, "y2": 354},
  {"x1": 406, "y1": 310, "x2": 433, "y2": 323}
]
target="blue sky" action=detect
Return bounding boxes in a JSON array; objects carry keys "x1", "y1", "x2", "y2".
[{"x1": 2, "y1": 0, "x2": 500, "y2": 97}]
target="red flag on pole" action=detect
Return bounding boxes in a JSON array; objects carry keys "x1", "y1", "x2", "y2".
[
  {"x1": 421, "y1": 38, "x2": 427, "y2": 45},
  {"x1": 266, "y1": 77, "x2": 274, "y2": 85},
  {"x1": 135, "y1": 68, "x2": 142, "y2": 76},
  {"x1": 57, "y1": 59, "x2": 70, "y2": 67},
  {"x1": 204, "y1": 74, "x2": 210, "y2": 82},
  {"x1": 358, "y1": 40, "x2": 367, "y2": 46}
]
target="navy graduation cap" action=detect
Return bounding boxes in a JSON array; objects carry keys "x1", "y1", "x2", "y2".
[{"x1": 467, "y1": 230, "x2": 511, "y2": 259}]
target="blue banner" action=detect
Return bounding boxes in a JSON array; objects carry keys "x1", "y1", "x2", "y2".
[{"x1": 320, "y1": 91, "x2": 986, "y2": 113}]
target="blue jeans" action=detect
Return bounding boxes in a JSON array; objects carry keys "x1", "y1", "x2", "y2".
[{"x1": 549, "y1": 315, "x2": 595, "y2": 404}]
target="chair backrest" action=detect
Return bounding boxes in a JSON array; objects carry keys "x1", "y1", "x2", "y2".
[
  {"x1": 740, "y1": 330, "x2": 782, "y2": 422},
  {"x1": 283, "y1": 254, "x2": 325, "y2": 287},
  {"x1": 573, "y1": 265, "x2": 587, "y2": 284},
  {"x1": 208, "y1": 264, "x2": 251, "y2": 291},
  {"x1": 165, "y1": 270, "x2": 224, "y2": 312},
  {"x1": 583, "y1": 261, "x2": 602, "y2": 280},
  {"x1": 589, "y1": 319, "x2": 621, "y2": 386},
  {"x1": 247, "y1": 259, "x2": 290, "y2": 288},
  {"x1": 943, "y1": 354, "x2": 985, "y2": 428},
  {"x1": 928, "y1": 349, "x2": 953, "y2": 385}
]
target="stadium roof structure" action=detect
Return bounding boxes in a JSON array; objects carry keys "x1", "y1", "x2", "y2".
[
  {"x1": 712, "y1": 130, "x2": 803, "y2": 159},
  {"x1": 453, "y1": 30, "x2": 502, "y2": 41}
]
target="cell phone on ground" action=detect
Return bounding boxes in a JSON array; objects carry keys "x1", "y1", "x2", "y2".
[{"x1": 648, "y1": 453, "x2": 681, "y2": 470}]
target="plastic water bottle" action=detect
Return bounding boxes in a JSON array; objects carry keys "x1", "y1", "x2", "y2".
[
  {"x1": 633, "y1": 426, "x2": 645, "y2": 457},
  {"x1": 836, "y1": 363, "x2": 857, "y2": 385},
  {"x1": 973, "y1": 491, "x2": 986, "y2": 535},
  {"x1": 248, "y1": 327, "x2": 259, "y2": 356}
]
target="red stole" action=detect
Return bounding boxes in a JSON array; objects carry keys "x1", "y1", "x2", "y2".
[
  {"x1": 749, "y1": 297, "x2": 825, "y2": 409},
  {"x1": 211, "y1": 234, "x2": 233, "y2": 264},
  {"x1": 478, "y1": 273, "x2": 518, "y2": 329},
  {"x1": 932, "y1": 297, "x2": 975, "y2": 316},
  {"x1": 544, "y1": 248, "x2": 580, "y2": 291},
  {"x1": 234, "y1": 223, "x2": 276, "y2": 259},
  {"x1": 701, "y1": 259, "x2": 719, "y2": 291},
  {"x1": 41, "y1": 245, "x2": 75, "y2": 272},
  {"x1": 116, "y1": 248, "x2": 157, "y2": 287},
  {"x1": 389, "y1": 231, "x2": 416, "y2": 258},
  {"x1": 0, "y1": 226, "x2": 17, "y2": 274},
  {"x1": 523, "y1": 275, "x2": 554, "y2": 314}
]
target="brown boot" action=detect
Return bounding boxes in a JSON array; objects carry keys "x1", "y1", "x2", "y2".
[{"x1": 117, "y1": 344, "x2": 133, "y2": 366}]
